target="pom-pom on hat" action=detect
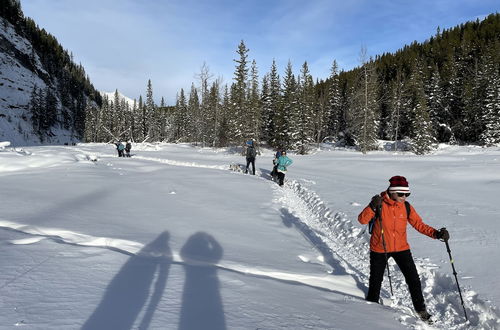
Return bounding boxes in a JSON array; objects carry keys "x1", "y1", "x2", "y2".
[{"x1": 388, "y1": 175, "x2": 410, "y2": 193}]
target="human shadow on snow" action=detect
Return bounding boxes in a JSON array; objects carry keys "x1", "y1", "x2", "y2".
[
  {"x1": 82, "y1": 231, "x2": 172, "y2": 330},
  {"x1": 279, "y1": 208, "x2": 366, "y2": 294},
  {"x1": 178, "y1": 232, "x2": 226, "y2": 330}
]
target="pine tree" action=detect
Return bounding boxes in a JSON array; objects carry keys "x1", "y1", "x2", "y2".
[
  {"x1": 295, "y1": 61, "x2": 315, "y2": 154},
  {"x1": 480, "y1": 57, "x2": 500, "y2": 146},
  {"x1": 260, "y1": 74, "x2": 271, "y2": 143},
  {"x1": 350, "y1": 48, "x2": 379, "y2": 153},
  {"x1": 409, "y1": 61, "x2": 436, "y2": 154},
  {"x1": 246, "y1": 60, "x2": 261, "y2": 143},
  {"x1": 426, "y1": 66, "x2": 450, "y2": 142},
  {"x1": 188, "y1": 83, "x2": 200, "y2": 143},
  {"x1": 262, "y1": 60, "x2": 281, "y2": 147},
  {"x1": 137, "y1": 95, "x2": 146, "y2": 141},
  {"x1": 145, "y1": 79, "x2": 156, "y2": 140},
  {"x1": 278, "y1": 61, "x2": 297, "y2": 150},
  {"x1": 174, "y1": 89, "x2": 188, "y2": 141},
  {"x1": 195, "y1": 62, "x2": 214, "y2": 146},
  {"x1": 29, "y1": 85, "x2": 43, "y2": 137},
  {"x1": 327, "y1": 60, "x2": 342, "y2": 141},
  {"x1": 387, "y1": 65, "x2": 408, "y2": 150},
  {"x1": 206, "y1": 79, "x2": 221, "y2": 147},
  {"x1": 217, "y1": 85, "x2": 231, "y2": 147},
  {"x1": 230, "y1": 40, "x2": 250, "y2": 144}
]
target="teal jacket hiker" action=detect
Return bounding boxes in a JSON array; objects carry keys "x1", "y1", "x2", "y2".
[{"x1": 276, "y1": 155, "x2": 293, "y2": 172}]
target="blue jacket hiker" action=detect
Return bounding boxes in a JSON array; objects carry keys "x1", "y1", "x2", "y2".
[
  {"x1": 115, "y1": 141, "x2": 125, "y2": 157},
  {"x1": 275, "y1": 151, "x2": 292, "y2": 186},
  {"x1": 271, "y1": 149, "x2": 282, "y2": 181}
]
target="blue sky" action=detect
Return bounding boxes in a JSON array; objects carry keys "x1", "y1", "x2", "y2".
[{"x1": 22, "y1": 0, "x2": 498, "y2": 105}]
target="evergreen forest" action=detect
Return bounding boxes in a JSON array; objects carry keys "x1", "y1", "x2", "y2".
[{"x1": 24, "y1": 7, "x2": 494, "y2": 154}]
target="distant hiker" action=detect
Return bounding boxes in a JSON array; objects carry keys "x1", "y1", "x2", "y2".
[
  {"x1": 358, "y1": 175, "x2": 449, "y2": 322},
  {"x1": 245, "y1": 140, "x2": 257, "y2": 175},
  {"x1": 125, "y1": 141, "x2": 132, "y2": 157},
  {"x1": 270, "y1": 148, "x2": 282, "y2": 181},
  {"x1": 115, "y1": 141, "x2": 125, "y2": 157},
  {"x1": 275, "y1": 150, "x2": 292, "y2": 186}
]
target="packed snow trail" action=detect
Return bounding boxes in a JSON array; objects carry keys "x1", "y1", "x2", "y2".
[{"x1": 274, "y1": 178, "x2": 500, "y2": 329}]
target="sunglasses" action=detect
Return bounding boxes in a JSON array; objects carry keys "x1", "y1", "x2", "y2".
[{"x1": 396, "y1": 192, "x2": 411, "y2": 197}]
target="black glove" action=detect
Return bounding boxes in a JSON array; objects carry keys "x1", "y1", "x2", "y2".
[
  {"x1": 435, "y1": 228, "x2": 450, "y2": 241},
  {"x1": 369, "y1": 195, "x2": 382, "y2": 211}
]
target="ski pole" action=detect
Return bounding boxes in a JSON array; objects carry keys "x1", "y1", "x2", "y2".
[
  {"x1": 380, "y1": 227, "x2": 394, "y2": 296},
  {"x1": 444, "y1": 238, "x2": 468, "y2": 321}
]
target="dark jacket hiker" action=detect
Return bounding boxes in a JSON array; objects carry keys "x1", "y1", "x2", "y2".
[{"x1": 245, "y1": 142, "x2": 257, "y2": 175}]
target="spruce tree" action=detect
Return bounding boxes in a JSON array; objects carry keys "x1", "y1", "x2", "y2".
[
  {"x1": 174, "y1": 89, "x2": 188, "y2": 141},
  {"x1": 247, "y1": 60, "x2": 261, "y2": 144},
  {"x1": 409, "y1": 61, "x2": 436, "y2": 154},
  {"x1": 327, "y1": 60, "x2": 342, "y2": 141},
  {"x1": 145, "y1": 79, "x2": 156, "y2": 140},
  {"x1": 188, "y1": 83, "x2": 200, "y2": 143},
  {"x1": 263, "y1": 60, "x2": 281, "y2": 147},
  {"x1": 230, "y1": 40, "x2": 250, "y2": 144},
  {"x1": 295, "y1": 61, "x2": 315, "y2": 154},
  {"x1": 350, "y1": 48, "x2": 379, "y2": 153},
  {"x1": 387, "y1": 65, "x2": 408, "y2": 150},
  {"x1": 480, "y1": 58, "x2": 500, "y2": 146},
  {"x1": 279, "y1": 61, "x2": 297, "y2": 150}
]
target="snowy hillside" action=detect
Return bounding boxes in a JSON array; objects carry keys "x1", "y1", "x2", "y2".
[
  {"x1": 0, "y1": 16, "x2": 100, "y2": 147},
  {"x1": 0, "y1": 143, "x2": 498, "y2": 329},
  {"x1": 0, "y1": 17, "x2": 48, "y2": 145}
]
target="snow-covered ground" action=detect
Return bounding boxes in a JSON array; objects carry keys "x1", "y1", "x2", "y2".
[{"x1": 0, "y1": 142, "x2": 498, "y2": 329}]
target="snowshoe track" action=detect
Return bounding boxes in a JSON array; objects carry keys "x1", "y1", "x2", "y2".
[
  {"x1": 275, "y1": 178, "x2": 500, "y2": 329},
  {"x1": 61, "y1": 147, "x2": 500, "y2": 329}
]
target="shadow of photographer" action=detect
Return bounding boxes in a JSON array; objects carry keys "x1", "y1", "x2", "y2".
[
  {"x1": 82, "y1": 231, "x2": 172, "y2": 330},
  {"x1": 178, "y1": 232, "x2": 226, "y2": 330}
]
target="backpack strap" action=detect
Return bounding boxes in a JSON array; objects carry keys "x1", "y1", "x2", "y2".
[
  {"x1": 369, "y1": 202, "x2": 411, "y2": 234},
  {"x1": 368, "y1": 205, "x2": 381, "y2": 234}
]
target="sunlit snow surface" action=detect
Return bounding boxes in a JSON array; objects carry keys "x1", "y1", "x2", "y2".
[{"x1": 0, "y1": 142, "x2": 499, "y2": 329}]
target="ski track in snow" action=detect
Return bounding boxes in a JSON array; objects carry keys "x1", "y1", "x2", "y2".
[{"x1": 3, "y1": 147, "x2": 499, "y2": 329}]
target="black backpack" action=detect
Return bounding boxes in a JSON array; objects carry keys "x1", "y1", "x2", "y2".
[
  {"x1": 368, "y1": 201, "x2": 411, "y2": 234},
  {"x1": 246, "y1": 146, "x2": 256, "y2": 158}
]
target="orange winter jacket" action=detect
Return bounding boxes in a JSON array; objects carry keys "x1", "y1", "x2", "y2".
[{"x1": 358, "y1": 192, "x2": 437, "y2": 253}]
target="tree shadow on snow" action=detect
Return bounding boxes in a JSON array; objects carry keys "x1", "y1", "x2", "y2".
[
  {"x1": 82, "y1": 231, "x2": 172, "y2": 330},
  {"x1": 178, "y1": 232, "x2": 226, "y2": 330},
  {"x1": 279, "y1": 208, "x2": 366, "y2": 293}
]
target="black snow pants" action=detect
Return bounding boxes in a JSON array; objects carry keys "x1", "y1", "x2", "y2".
[
  {"x1": 277, "y1": 172, "x2": 285, "y2": 186},
  {"x1": 245, "y1": 157, "x2": 255, "y2": 175},
  {"x1": 366, "y1": 249, "x2": 426, "y2": 312}
]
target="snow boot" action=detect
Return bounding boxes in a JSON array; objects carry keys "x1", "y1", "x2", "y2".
[{"x1": 417, "y1": 310, "x2": 433, "y2": 324}]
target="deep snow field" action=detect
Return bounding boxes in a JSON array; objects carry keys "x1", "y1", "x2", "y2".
[{"x1": 0, "y1": 142, "x2": 499, "y2": 330}]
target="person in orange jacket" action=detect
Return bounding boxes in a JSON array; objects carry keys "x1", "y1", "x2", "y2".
[{"x1": 358, "y1": 175, "x2": 449, "y2": 322}]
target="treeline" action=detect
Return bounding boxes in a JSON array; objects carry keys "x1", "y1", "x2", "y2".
[
  {"x1": 86, "y1": 13, "x2": 500, "y2": 154},
  {"x1": 1, "y1": 0, "x2": 102, "y2": 140},
  {"x1": 84, "y1": 81, "x2": 174, "y2": 143}
]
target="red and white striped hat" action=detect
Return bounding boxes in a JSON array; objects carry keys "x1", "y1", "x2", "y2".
[{"x1": 388, "y1": 175, "x2": 410, "y2": 193}]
